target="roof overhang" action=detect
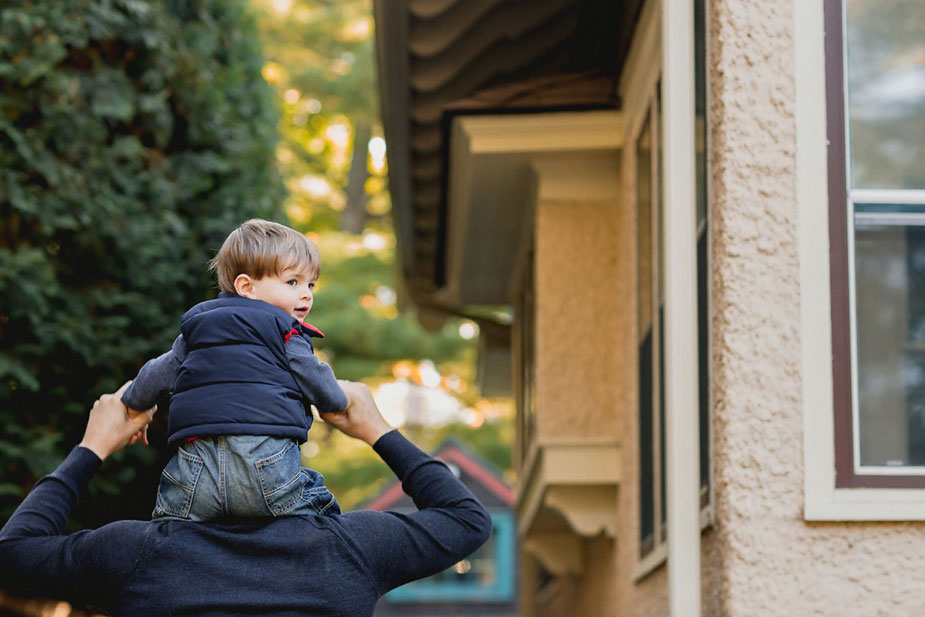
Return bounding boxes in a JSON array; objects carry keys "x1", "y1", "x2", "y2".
[
  {"x1": 373, "y1": 0, "x2": 638, "y2": 313},
  {"x1": 433, "y1": 109, "x2": 624, "y2": 309}
]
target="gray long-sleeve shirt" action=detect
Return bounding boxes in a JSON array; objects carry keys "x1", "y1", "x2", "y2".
[{"x1": 122, "y1": 332, "x2": 348, "y2": 415}]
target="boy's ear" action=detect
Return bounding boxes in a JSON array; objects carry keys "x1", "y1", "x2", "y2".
[{"x1": 234, "y1": 274, "x2": 257, "y2": 298}]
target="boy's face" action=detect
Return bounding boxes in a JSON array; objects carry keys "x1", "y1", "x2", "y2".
[{"x1": 249, "y1": 266, "x2": 317, "y2": 322}]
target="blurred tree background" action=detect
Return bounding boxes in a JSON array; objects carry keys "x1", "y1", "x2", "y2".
[
  {"x1": 0, "y1": 0, "x2": 512, "y2": 530},
  {"x1": 250, "y1": 0, "x2": 513, "y2": 509}
]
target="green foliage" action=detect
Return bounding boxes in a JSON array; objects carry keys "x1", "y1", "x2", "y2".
[
  {"x1": 0, "y1": 0, "x2": 283, "y2": 524},
  {"x1": 253, "y1": 0, "x2": 388, "y2": 231},
  {"x1": 256, "y1": 0, "x2": 375, "y2": 121},
  {"x1": 309, "y1": 232, "x2": 471, "y2": 380}
]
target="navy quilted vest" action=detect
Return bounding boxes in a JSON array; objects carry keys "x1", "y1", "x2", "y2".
[{"x1": 167, "y1": 293, "x2": 311, "y2": 445}]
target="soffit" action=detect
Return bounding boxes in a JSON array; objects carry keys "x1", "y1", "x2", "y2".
[{"x1": 375, "y1": 0, "x2": 640, "y2": 308}]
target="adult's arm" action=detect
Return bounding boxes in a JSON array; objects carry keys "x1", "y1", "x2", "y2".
[
  {"x1": 0, "y1": 447, "x2": 141, "y2": 603},
  {"x1": 286, "y1": 333, "x2": 348, "y2": 413},
  {"x1": 121, "y1": 334, "x2": 186, "y2": 411},
  {"x1": 326, "y1": 382, "x2": 492, "y2": 593},
  {"x1": 0, "y1": 385, "x2": 155, "y2": 602},
  {"x1": 360, "y1": 431, "x2": 493, "y2": 592}
]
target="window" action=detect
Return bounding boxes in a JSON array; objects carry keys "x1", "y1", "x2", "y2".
[
  {"x1": 637, "y1": 0, "x2": 710, "y2": 563},
  {"x1": 637, "y1": 101, "x2": 665, "y2": 557},
  {"x1": 828, "y1": 0, "x2": 925, "y2": 487},
  {"x1": 385, "y1": 511, "x2": 516, "y2": 603},
  {"x1": 694, "y1": 0, "x2": 711, "y2": 509}
]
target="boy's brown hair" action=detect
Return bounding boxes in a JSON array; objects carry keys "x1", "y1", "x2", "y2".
[{"x1": 210, "y1": 219, "x2": 320, "y2": 293}]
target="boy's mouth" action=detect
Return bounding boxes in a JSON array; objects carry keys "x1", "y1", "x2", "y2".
[{"x1": 294, "y1": 307, "x2": 309, "y2": 318}]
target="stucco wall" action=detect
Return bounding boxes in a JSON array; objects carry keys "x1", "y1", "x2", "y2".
[
  {"x1": 709, "y1": 1, "x2": 925, "y2": 615},
  {"x1": 534, "y1": 198, "x2": 624, "y2": 440},
  {"x1": 528, "y1": 185, "x2": 629, "y2": 617}
]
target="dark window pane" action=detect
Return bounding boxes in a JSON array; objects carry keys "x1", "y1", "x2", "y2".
[
  {"x1": 638, "y1": 107, "x2": 655, "y2": 554},
  {"x1": 659, "y1": 307, "x2": 666, "y2": 533},
  {"x1": 698, "y1": 229, "x2": 710, "y2": 494},
  {"x1": 695, "y1": 0, "x2": 710, "y2": 503},
  {"x1": 639, "y1": 329, "x2": 655, "y2": 552},
  {"x1": 855, "y1": 215, "x2": 925, "y2": 467},
  {"x1": 695, "y1": 0, "x2": 708, "y2": 225},
  {"x1": 638, "y1": 116, "x2": 653, "y2": 336}
]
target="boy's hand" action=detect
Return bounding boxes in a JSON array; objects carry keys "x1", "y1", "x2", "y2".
[
  {"x1": 321, "y1": 380, "x2": 392, "y2": 446},
  {"x1": 79, "y1": 382, "x2": 156, "y2": 461},
  {"x1": 125, "y1": 405, "x2": 153, "y2": 447}
]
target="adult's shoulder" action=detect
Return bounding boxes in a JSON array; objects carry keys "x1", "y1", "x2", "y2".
[{"x1": 48, "y1": 519, "x2": 161, "y2": 591}]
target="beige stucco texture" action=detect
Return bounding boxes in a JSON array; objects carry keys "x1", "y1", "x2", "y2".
[
  {"x1": 709, "y1": 1, "x2": 925, "y2": 615},
  {"x1": 528, "y1": 192, "x2": 628, "y2": 617},
  {"x1": 534, "y1": 198, "x2": 625, "y2": 441}
]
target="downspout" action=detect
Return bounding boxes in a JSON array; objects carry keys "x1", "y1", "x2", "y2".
[{"x1": 662, "y1": 1, "x2": 701, "y2": 617}]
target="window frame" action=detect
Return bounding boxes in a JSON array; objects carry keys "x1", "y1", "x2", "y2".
[
  {"x1": 801, "y1": 0, "x2": 925, "y2": 519},
  {"x1": 628, "y1": 0, "x2": 713, "y2": 578},
  {"x1": 636, "y1": 95, "x2": 667, "y2": 561},
  {"x1": 826, "y1": 0, "x2": 925, "y2": 489}
]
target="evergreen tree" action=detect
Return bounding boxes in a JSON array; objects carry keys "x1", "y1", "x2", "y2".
[{"x1": 0, "y1": 0, "x2": 284, "y2": 524}]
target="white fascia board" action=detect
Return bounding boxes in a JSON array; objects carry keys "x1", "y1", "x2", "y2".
[
  {"x1": 455, "y1": 110, "x2": 624, "y2": 155},
  {"x1": 441, "y1": 110, "x2": 624, "y2": 308}
]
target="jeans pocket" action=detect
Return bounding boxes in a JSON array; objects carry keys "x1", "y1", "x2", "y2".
[
  {"x1": 302, "y1": 469, "x2": 340, "y2": 516},
  {"x1": 255, "y1": 441, "x2": 304, "y2": 516},
  {"x1": 153, "y1": 447, "x2": 204, "y2": 519}
]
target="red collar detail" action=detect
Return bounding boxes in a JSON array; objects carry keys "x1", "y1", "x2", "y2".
[
  {"x1": 300, "y1": 322, "x2": 325, "y2": 338},
  {"x1": 283, "y1": 327, "x2": 300, "y2": 344}
]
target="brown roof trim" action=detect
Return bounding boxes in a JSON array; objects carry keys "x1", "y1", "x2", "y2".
[{"x1": 445, "y1": 69, "x2": 621, "y2": 113}]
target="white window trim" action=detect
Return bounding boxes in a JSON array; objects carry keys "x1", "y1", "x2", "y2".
[
  {"x1": 798, "y1": 0, "x2": 925, "y2": 521},
  {"x1": 622, "y1": 0, "x2": 714, "y2": 579},
  {"x1": 849, "y1": 188, "x2": 925, "y2": 476},
  {"x1": 622, "y1": 0, "x2": 667, "y2": 573}
]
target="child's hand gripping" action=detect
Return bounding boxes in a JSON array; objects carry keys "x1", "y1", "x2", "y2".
[
  {"x1": 122, "y1": 382, "x2": 155, "y2": 447},
  {"x1": 320, "y1": 380, "x2": 393, "y2": 446},
  {"x1": 80, "y1": 381, "x2": 157, "y2": 460}
]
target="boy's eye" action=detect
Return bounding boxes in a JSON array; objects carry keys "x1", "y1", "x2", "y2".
[
  {"x1": 309, "y1": 282, "x2": 316, "y2": 289},
  {"x1": 286, "y1": 279, "x2": 298, "y2": 286}
]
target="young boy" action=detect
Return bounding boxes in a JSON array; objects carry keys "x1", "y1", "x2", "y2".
[{"x1": 122, "y1": 219, "x2": 348, "y2": 521}]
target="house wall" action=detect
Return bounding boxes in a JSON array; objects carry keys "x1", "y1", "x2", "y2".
[
  {"x1": 606, "y1": 1, "x2": 716, "y2": 614},
  {"x1": 534, "y1": 198, "x2": 624, "y2": 441},
  {"x1": 709, "y1": 0, "x2": 925, "y2": 615},
  {"x1": 516, "y1": 1, "x2": 925, "y2": 614},
  {"x1": 528, "y1": 175, "x2": 628, "y2": 617}
]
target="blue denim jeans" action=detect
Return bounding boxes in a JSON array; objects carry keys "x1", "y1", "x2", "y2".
[{"x1": 152, "y1": 436, "x2": 340, "y2": 521}]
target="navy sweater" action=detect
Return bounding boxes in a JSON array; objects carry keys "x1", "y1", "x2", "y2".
[{"x1": 0, "y1": 431, "x2": 492, "y2": 617}]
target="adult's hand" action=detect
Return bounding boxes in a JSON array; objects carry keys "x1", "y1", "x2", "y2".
[
  {"x1": 321, "y1": 381, "x2": 393, "y2": 446},
  {"x1": 78, "y1": 382, "x2": 156, "y2": 461}
]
